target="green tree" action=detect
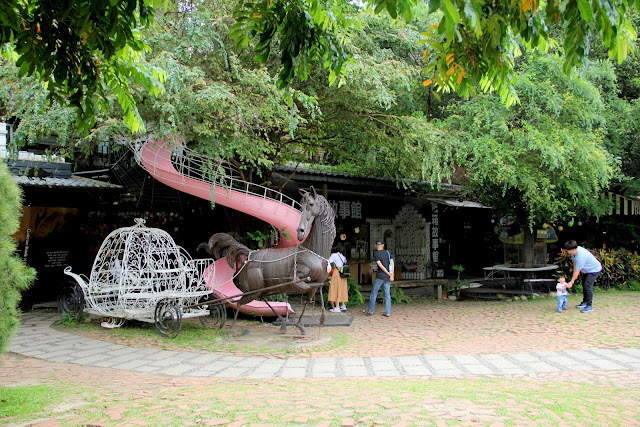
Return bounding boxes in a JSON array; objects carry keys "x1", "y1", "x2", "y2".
[
  {"x1": 124, "y1": 2, "x2": 456, "y2": 186},
  {"x1": 0, "y1": 0, "x2": 167, "y2": 134},
  {"x1": 442, "y1": 54, "x2": 618, "y2": 265},
  {"x1": 585, "y1": 9, "x2": 640, "y2": 196},
  {"x1": 231, "y1": 0, "x2": 639, "y2": 106},
  {"x1": 0, "y1": 161, "x2": 36, "y2": 353}
]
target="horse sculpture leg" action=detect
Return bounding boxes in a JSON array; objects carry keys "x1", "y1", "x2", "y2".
[
  {"x1": 227, "y1": 305, "x2": 249, "y2": 338},
  {"x1": 227, "y1": 305, "x2": 241, "y2": 338},
  {"x1": 262, "y1": 299, "x2": 289, "y2": 334},
  {"x1": 293, "y1": 287, "x2": 323, "y2": 335}
]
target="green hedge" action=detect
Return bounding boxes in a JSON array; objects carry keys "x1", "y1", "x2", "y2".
[{"x1": 0, "y1": 162, "x2": 36, "y2": 353}]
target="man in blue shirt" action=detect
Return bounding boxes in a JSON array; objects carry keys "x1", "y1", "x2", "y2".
[{"x1": 564, "y1": 240, "x2": 602, "y2": 313}]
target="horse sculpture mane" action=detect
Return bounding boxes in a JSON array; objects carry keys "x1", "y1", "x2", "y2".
[{"x1": 198, "y1": 186, "x2": 336, "y2": 334}]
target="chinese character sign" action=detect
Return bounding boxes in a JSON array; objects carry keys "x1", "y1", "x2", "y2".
[
  {"x1": 351, "y1": 201, "x2": 362, "y2": 219},
  {"x1": 338, "y1": 201, "x2": 351, "y2": 219},
  {"x1": 431, "y1": 203, "x2": 441, "y2": 278},
  {"x1": 330, "y1": 200, "x2": 363, "y2": 219}
]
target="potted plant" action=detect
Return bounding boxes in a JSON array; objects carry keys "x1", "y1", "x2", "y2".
[
  {"x1": 450, "y1": 264, "x2": 470, "y2": 300},
  {"x1": 247, "y1": 229, "x2": 270, "y2": 249}
]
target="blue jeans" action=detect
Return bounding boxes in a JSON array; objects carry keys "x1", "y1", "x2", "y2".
[
  {"x1": 368, "y1": 278, "x2": 391, "y2": 315},
  {"x1": 556, "y1": 295, "x2": 567, "y2": 312}
]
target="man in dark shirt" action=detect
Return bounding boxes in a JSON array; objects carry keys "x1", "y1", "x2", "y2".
[{"x1": 364, "y1": 238, "x2": 394, "y2": 317}]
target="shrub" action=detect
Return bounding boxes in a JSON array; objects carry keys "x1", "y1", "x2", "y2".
[
  {"x1": 390, "y1": 287, "x2": 411, "y2": 304},
  {"x1": 346, "y1": 276, "x2": 364, "y2": 307},
  {"x1": 554, "y1": 247, "x2": 640, "y2": 290},
  {"x1": 0, "y1": 162, "x2": 36, "y2": 353},
  {"x1": 626, "y1": 280, "x2": 640, "y2": 292}
]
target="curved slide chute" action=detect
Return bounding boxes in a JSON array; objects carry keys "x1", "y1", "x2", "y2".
[{"x1": 136, "y1": 139, "x2": 300, "y2": 316}]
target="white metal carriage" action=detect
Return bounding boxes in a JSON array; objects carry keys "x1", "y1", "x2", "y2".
[{"x1": 63, "y1": 218, "x2": 221, "y2": 337}]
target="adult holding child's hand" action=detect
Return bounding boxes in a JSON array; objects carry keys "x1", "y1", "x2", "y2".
[{"x1": 564, "y1": 240, "x2": 602, "y2": 313}]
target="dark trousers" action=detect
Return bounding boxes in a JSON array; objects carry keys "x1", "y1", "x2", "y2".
[{"x1": 582, "y1": 272, "x2": 600, "y2": 306}]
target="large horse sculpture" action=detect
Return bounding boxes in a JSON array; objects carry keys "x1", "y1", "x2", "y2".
[{"x1": 198, "y1": 187, "x2": 336, "y2": 334}]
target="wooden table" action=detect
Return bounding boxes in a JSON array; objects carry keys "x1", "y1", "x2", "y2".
[{"x1": 491, "y1": 264, "x2": 559, "y2": 293}]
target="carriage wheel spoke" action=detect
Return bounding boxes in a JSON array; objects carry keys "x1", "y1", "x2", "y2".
[{"x1": 154, "y1": 299, "x2": 182, "y2": 338}]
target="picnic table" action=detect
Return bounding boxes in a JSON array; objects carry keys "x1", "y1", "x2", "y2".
[{"x1": 490, "y1": 264, "x2": 559, "y2": 293}]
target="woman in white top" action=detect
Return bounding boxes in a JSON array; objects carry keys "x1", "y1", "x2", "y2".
[{"x1": 328, "y1": 242, "x2": 349, "y2": 312}]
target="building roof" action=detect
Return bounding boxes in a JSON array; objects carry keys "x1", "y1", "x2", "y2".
[
  {"x1": 274, "y1": 164, "x2": 461, "y2": 192},
  {"x1": 13, "y1": 175, "x2": 122, "y2": 190},
  {"x1": 437, "y1": 199, "x2": 491, "y2": 209}
]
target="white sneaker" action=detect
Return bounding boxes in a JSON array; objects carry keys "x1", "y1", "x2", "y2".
[
  {"x1": 340, "y1": 305, "x2": 347, "y2": 311},
  {"x1": 329, "y1": 307, "x2": 342, "y2": 313}
]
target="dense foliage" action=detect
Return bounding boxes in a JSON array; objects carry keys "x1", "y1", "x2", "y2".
[
  {"x1": 0, "y1": 162, "x2": 36, "y2": 353},
  {"x1": 442, "y1": 54, "x2": 618, "y2": 228},
  {"x1": 232, "y1": 0, "x2": 640, "y2": 106},
  {"x1": 555, "y1": 248, "x2": 640, "y2": 290},
  {"x1": 0, "y1": 1, "x2": 637, "y2": 236},
  {"x1": 0, "y1": 0, "x2": 166, "y2": 133},
  {"x1": 1, "y1": 2, "x2": 459, "y2": 186}
]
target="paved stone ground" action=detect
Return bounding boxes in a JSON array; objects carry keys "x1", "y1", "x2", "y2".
[{"x1": 2, "y1": 292, "x2": 640, "y2": 426}]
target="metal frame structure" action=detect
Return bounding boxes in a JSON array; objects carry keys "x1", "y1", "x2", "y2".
[{"x1": 64, "y1": 218, "x2": 217, "y2": 337}]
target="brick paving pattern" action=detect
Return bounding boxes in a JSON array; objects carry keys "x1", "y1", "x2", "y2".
[{"x1": 2, "y1": 292, "x2": 640, "y2": 425}]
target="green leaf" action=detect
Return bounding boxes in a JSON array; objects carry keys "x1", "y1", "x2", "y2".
[
  {"x1": 429, "y1": 0, "x2": 442, "y2": 14},
  {"x1": 17, "y1": 60, "x2": 30, "y2": 78},
  {"x1": 387, "y1": 0, "x2": 398, "y2": 19},
  {"x1": 576, "y1": 0, "x2": 593, "y2": 23},
  {"x1": 442, "y1": 0, "x2": 461, "y2": 24}
]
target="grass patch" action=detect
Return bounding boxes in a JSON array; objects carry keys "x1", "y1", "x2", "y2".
[
  {"x1": 0, "y1": 385, "x2": 62, "y2": 419},
  {"x1": 54, "y1": 316, "x2": 352, "y2": 355},
  {"x1": 61, "y1": 377, "x2": 638, "y2": 426},
  {"x1": 56, "y1": 318, "x2": 229, "y2": 349},
  {"x1": 5, "y1": 375, "x2": 636, "y2": 426}
]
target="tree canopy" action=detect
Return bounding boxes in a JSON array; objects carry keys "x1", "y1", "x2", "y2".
[
  {"x1": 0, "y1": 0, "x2": 167, "y2": 133},
  {"x1": 232, "y1": 0, "x2": 639, "y2": 105},
  {"x1": 1, "y1": 0, "x2": 637, "y2": 229},
  {"x1": 442, "y1": 54, "x2": 618, "y2": 228}
]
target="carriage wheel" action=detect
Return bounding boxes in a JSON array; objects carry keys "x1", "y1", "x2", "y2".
[
  {"x1": 199, "y1": 303, "x2": 228, "y2": 330},
  {"x1": 57, "y1": 281, "x2": 85, "y2": 322},
  {"x1": 154, "y1": 299, "x2": 182, "y2": 338}
]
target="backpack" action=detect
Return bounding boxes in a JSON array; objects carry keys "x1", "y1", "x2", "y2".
[{"x1": 339, "y1": 263, "x2": 350, "y2": 278}]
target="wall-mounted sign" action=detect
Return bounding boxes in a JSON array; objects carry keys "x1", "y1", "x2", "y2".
[
  {"x1": 431, "y1": 202, "x2": 443, "y2": 277},
  {"x1": 330, "y1": 200, "x2": 363, "y2": 219}
]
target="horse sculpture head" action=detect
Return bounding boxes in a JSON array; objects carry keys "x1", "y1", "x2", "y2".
[{"x1": 297, "y1": 186, "x2": 325, "y2": 241}]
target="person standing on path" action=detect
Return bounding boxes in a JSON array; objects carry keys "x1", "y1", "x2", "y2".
[
  {"x1": 328, "y1": 242, "x2": 349, "y2": 313},
  {"x1": 555, "y1": 275, "x2": 572, "y2": 312},
  {"x1": 564, "y1": 240, "x2": 602, "y2": 313},
  {"x1": 364, "y1": 238, "x2": 394, "y2": 317}
]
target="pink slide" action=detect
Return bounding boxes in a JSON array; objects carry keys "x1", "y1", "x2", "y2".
[{"x1": 138, "y1": 139, "x2": 298, "y2": 316}]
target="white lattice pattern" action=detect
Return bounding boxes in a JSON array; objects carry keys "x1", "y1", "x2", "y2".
[{"x1": 65, "y1": 218, "x2": 213, "y2": 324}]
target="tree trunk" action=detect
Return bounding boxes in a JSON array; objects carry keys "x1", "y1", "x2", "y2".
[{"x1": 521, "y1": 228, "x2": 536, "y2": 268}]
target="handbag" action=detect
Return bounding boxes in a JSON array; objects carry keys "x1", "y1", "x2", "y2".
[
  {"x1": 339, "y1": 263, "x2": 350, "y2": 278},
  {"x1": 338, "y1": 253, "x2": 350, "y2": 277}
]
